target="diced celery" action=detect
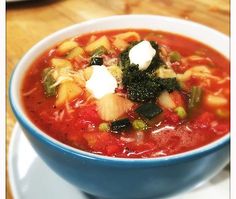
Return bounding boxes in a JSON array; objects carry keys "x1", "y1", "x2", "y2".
[
  {"x1": 132, "y1": 119, "x2": 147, "y2": 131},
  {"x1": 188, "y1": 86, "x2": 202, "y2": 109},
  {"x1": 175, "y1": 107, "x2": 187, "y2": 119},
  {"x1": 42, "y1": 67, "x2": 57, "y2": 97}
]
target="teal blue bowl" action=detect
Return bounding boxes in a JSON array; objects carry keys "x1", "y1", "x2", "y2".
[{"x1": 9, "y1": 15, "x2": 230, "y2": 199}]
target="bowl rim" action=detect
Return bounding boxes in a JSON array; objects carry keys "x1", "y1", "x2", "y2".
[{"x1": 9, "y1": 14, "x2": 230, "y2": 167}]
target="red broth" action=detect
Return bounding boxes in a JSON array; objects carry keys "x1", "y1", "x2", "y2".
[{"x1": 21, "y1": 29, "x2": 230, "y2": 158}]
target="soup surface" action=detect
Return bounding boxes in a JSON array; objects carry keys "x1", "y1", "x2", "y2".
[{"x1": 22, "y1": 29, "x2": 230, "y2": 158}]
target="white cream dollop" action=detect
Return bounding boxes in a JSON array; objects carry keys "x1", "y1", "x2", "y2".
[
  {"x1": 129, "y1": 40, "x2": 156, "y2": 71},
  {"x1": 86, "y1": 65, "x2": 118, "y2": 99}
]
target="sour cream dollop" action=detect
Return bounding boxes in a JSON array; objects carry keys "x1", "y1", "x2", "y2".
[
  {"x1": 86, "y1": 65, "x2": 118, "y2": 99},
  {"x1": 129, "y1": 41, "x2": 156, "y2": 71}
]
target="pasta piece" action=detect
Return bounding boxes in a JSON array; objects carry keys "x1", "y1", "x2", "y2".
[
  {"x1": 206, "y1": 95, "x2": 228, "y2": 107},
  {"x1": 113, "y1": 38, "x2": 129, "y2": 51},
  {"x1": 114, "y1": 31, "x2": 141, "y2": 41},
  {"x1": 177, "y1": 65, "x2": 219, "y2": 82}
]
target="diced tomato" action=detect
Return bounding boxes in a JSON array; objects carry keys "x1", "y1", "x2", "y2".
[
  {"x1": 84, "y1": 132, "x2": 122, "y2": 156},
  {"x1": 106, "y1": 145, "x2": 122, "y2": 156},
  {"x1": 76, "y1": 105, "x2": 102, "y2": 125},
  {"x1": 193, "y1": 112, "x2": 215, "y2": 129},
  {"x1": 170, "y1": 91, "x2": 185, "y2": 107},
  {"x1": 212, "y1": 123, "x2": 229, "y2": 135},
  {"x1": 163, "y1": 110, "x2": 180, "y2": 124},
  {"x1": 126, "y1": 141, "x2": 156, "y2": 157},
  {"x1": 171, "y1": 61, "x2": 189, "y2": 73},
  {"x1": 115, "y1": 87, "x2": 126, "y2": 94}
]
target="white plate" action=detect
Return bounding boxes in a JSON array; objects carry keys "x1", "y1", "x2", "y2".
[{"x1": 8, "y1": 123, "x2": 230, "y2": 199}]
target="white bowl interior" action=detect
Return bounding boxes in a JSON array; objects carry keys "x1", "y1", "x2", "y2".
[{"x1": 10, "y1": 15, "x2": 230, "y2": 161}]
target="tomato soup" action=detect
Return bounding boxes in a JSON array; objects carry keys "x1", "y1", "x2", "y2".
[{"x1": 21, "y1": 29, "x2": 230, "y2": 158}]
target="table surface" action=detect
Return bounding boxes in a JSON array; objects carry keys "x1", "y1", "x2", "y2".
[{"x1": 6, "y1": 0, "x2": 230, "y2": 198}]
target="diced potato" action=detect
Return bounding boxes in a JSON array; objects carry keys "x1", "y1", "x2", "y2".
[
  {"x1": 85, "y1": 36, "x2": 111, "y2": 52},
  {"x1": 51, "y1": 58, "x2": 72, "y2": 69},
  {"x1": 107, "y1": 65, "x2": 123, "y2": 81},
  {"x1": 88, "y1": 35, "x2": 97, "y2": 44},
  {"x1": 66, "y1": 46, "x2": 85, "y2": 59},
  {"x1": 206, "y1": 95, "x2": 228, "y2": 107},
  {"x1": 57, "y1": 40, "x2": 78, "y2": 55},
  {"x1": 113, "y1": 38, "x2": 129, "y2": 51},
  {"x1": 83, "y1": 67, "x2": 93, "y2": 80},
  {"x1": 158, "y1": 91, "x2": 176, "y2": 109},
  {"x1": 56, "y1": 81, "x2": 83, "y2": 106},
  {"x1": 114, "y1": 32, "x2": 141, "y2": 41},
  {"x1": 42, "y1": 67, "x2": 57, "y2": 97},
  {"x1": 97, "y1": 94, "x2": 133, "y2": 121}
]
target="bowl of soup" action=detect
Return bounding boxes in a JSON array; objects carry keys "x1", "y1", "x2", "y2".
[{"x1": 9, "y1": 15, "x2": 230, "y2": 199}]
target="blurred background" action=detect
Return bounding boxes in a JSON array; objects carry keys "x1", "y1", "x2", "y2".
[{"x1": 6, "y1": 0, "x2": 229, "y2": 198}]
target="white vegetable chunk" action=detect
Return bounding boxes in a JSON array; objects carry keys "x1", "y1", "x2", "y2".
[{"x1": 158, "y1": 91, "x2": 176, "y2": 109}]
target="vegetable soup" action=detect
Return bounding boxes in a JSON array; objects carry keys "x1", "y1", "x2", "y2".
[{"x1": 21, "y1": 29, "x2": 230, "y2": 158}]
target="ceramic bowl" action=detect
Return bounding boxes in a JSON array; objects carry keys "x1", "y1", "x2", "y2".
[{"x1": 9, "y1": 15, "x2": 230, "y2": 199}]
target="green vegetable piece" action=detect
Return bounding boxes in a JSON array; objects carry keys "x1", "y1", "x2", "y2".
[
  {"x1": 132, "y1": 119, "x2": 147, "y2": 130},
  {"x1": 170, "y1": 51, "x2": 181, "y2": 62},
  {"x1": 175, "y1": 106, "x2": 187, "y2": 119},
  {"x1": 188, "y1": 86, "x2": 202, "y2": 109},
  {"x1": 42, "y1": 67, "x2": 57, "y2": 97},
  {"x1": 111, "y1": 118, "x2": 131, "y2": 132},
  {"x1": 99, "y1": 123, "x2": 110, "y2": 132},
  {"x1": 91, "y1": 46, "x2": 107, "y2": 57},
  {"x1": 135, "y1": 103, "x2": 163, "y2": 120}
]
